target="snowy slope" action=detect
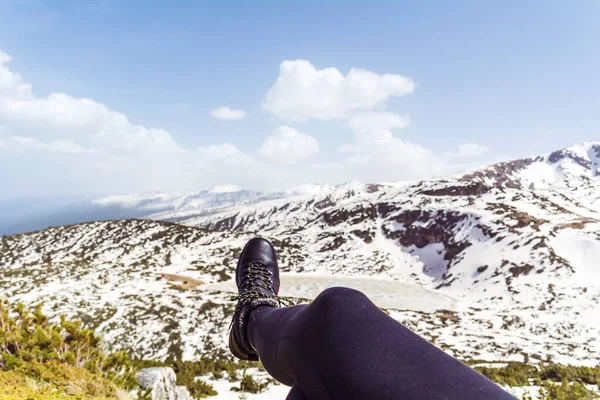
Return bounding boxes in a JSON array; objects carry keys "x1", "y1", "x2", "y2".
[
  {"x1": 1, "y1": 142, "x2": 599, "y2": 398},
  {"x1": 94, "y1": 187, "x2": 265, "y2": 218},
  {"x1": 458, "y1": 142, "x2": 600, "y2": 213}
]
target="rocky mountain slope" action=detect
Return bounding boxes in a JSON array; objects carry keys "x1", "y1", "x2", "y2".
[{"x1": 1, "y1": 142, "x2": 599, "y2": 380}]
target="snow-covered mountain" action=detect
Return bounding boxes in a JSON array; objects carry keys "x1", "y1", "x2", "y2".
[
  {"x1": 14, "y1": 140, "x2": 596, "y2": 237},
  {"x1": 1, "y1": 142, "x2": 599, "y2": 390},
  {"x1": 457, "y1": 141, "x2": 600, "y2": 212},
  {"x1": 0, "y1": 182, "x2": 340, "y2": 235},
  {"x1": 93, "y1": 186, "x2": 265, "y2": 221}
]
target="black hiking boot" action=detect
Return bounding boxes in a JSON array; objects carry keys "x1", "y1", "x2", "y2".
[{"x1": 229, "y1": 237, "x2": 282, "y2": 361}]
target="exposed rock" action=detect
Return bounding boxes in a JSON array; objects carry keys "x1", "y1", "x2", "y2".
[
  {"x1": 212, "y1": 213, "x2": 240, "y2": 231},
  {"x1": 436, "y1": 310, "x2": 460, "y2": 323},
  {"x1": 136, "y1": 367, "x2": 191, "y2": 400},
  {"x1": 486, "y1": 203, "x2": 548, "y2": 232},
  {"x1": 278, "y1": 202, "x2": 291, "y2": 212},
  {"x1": 352, "y1": 229, "x2": 374, "y2": 243},
  {"x1": 420, "y1": 182, "x2": 491, "y2": 197},
  {"x1": 554, "y1": 218, "x2": 596, "y2": 231},
  {"x1": 322, "y1": 204, "x2": 377, "y2": 226},
  {"x1": 174, "y1": 386, "x2": 191, "y2": 400},
  {"x1": 509, "y1": 264, "x2": 535, "y2": 278},
  {"x1": 314, "y1": 196, "x2": 336, "y2": 210},
  {"x1": 459, "y1": 157, "x2": 536, "y2": 188},
  {"x1": 548, "y1": 149, "x2": 590, "y2": 169},
  {"x1": 319, "y1": 235, "x2": 347, "y2": 252},
  {"x1": 382, "y1": 209, "x2": 472, "y2": 267},
  {"x1": 377, "y1": 202, "x2": 398, "y2": 218},
  {"x1": 365, "y1": 184, "x2": 383, "y2": 193}
]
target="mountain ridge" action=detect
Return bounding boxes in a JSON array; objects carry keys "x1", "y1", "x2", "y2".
[
  {"x1": 1, "y1": 141, "x2": 599, "y2": 372},
  {"x1": 2, "y1": 141, "x2": 598, "y2": 235}
]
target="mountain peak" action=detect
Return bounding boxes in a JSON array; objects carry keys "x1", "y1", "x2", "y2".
[
  {"x1": 207, "y1": 185, "x2": 242, "y2": 194},
  {"x1": 287, "y1": 183, "x2": 333, "y2": 195},
  {"x1": 548, "y1": 141, "x2": 600, "y2": 174},
  {"x1": 335, "y1": 180, "x2": 364, "y2": 190},
  {"x1": 457, "y1": 141, "x2": 598, "y2": 186}
]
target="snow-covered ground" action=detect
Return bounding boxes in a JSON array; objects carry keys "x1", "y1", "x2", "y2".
[
  {"x1": 1, "y1": 142, "x2": 599, "y2": 398},
  {"x1": 210, "y1": 381, "x2": 290, "y2": 400},
  {"x1": 206, "y1": 273, "x2": 457, "y2": 312}
]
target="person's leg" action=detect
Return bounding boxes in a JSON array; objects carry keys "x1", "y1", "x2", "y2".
[
  {"x1": 247, "y1": 304, "x2": 309, "y2": 387},
  {"x1": 247, "y1": 287, "x2": 515, "y2": 400},
  {"x1": 285, "y1": 385, "x2": 307, "y2": 400}
]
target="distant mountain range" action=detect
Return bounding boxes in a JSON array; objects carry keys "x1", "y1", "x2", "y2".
[
  {"x1": 4, "y1": 142, "x2": 597, "y2": 236},
  {"x1": 0, "y1": 181, "x2": 355, "y2": 235}
]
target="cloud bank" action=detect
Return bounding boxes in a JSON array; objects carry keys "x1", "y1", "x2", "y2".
[
  {"x1": 259, "y1": 126, "x2": 319, "y2": 164},
  {"x1": 0, "y1": 50, "x2": 491, "y2": 197}
]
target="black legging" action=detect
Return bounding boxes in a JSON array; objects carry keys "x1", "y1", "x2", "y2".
[{"x1": 246, "y1": 287, "x2": 516, "y2": 400}]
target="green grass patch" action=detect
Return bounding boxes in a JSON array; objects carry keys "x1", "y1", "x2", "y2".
[{"x1": 475, "y1": 362, "x2": 600, "y2": 399}]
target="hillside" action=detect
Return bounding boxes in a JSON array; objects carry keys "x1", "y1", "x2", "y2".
[{"x1": 1, "y1": 142, "x2": 600, "y2": 397}]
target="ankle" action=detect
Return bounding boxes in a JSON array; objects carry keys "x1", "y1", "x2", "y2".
[{"x1": 245, "y1": 305, "x2": 273, "y2": 349}]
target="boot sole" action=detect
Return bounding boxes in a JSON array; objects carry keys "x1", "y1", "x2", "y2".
[
  {"x1": 229, "y1": 329, "x2": 258, "y2": 361},
  {"x1": 229, "y1": 329, "x2": 250, "y2": 360}
]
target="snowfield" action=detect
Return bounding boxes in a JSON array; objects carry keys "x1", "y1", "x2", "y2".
[
  {"x1": 206, "y1": 274, "x2": 457, "y2": 312},
  {"x1": 1, "y1": 142, "x2": 600, "y2": 398}
]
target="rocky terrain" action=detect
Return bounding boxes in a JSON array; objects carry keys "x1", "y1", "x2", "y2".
[{"x1": 1, "y1": 142, "x2": 599, "y2": 398}]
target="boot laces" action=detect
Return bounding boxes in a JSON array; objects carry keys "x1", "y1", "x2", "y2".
[{"x1": 230, "y1": 262, "x2": 295, "y2": 307}]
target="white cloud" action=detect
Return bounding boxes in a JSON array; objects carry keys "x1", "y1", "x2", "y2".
[
  {"x1": 0, "y1": 136, "x2": 93, "y2": 154},
  {"x1": 196, "y1": 143, "x2": 259, "y2": 168},
  {"x1": 0, "y1": 50, "x2": 33, "y2": 100},
  {"x1": 263, "y1": 60, "x2": 415, "y2": 121},
  {"x1": 259, "y1": 126, "x2": 319, "y2": 164},
  {"x1": 210, "y1": 107, "x2": 247, "y2": 120},
  {"x1": 341, "y1": 109, "x2": 429, "y2": 166},
  {"x1": 337, "y1": 118, "x2": 495, "y2": 183},
  {"x1": 334, "y1": 106, "x2": 445, "y2": 183},
  {"x1": 340, "y1": 129, "x2": 432, "y2": 166},
  {"x1": 0, "y1": 49, "x2": 277, "y2": 196},
  {"x1": 0, "y1": 49, "x2": 499, "y2": 198},
  {"x1": 0, "y1": 53, "x2": 183, "y2": 155},
  {"x1": 198, "y1": 143, "x2": 241, "y2": 159},
  {"x1": 0, "y1": 50, "x2": 10, "y2": 64},
  {"x1": 446, "y1": 143, "x2": 490, "y2": 158}
]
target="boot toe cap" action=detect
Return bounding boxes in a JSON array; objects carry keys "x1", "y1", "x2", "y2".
[{"x1": 239, "y1": 237, "x2": 277, "y2": 265}]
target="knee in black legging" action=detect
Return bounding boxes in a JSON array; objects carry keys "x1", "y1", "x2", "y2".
[{"x1": 311, "y1": 287, "x2": 369, "y2": 316}]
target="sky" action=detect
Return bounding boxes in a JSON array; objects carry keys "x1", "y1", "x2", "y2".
[{"x1": 0, "y1": 0, "x2": 599, "y2": 198}]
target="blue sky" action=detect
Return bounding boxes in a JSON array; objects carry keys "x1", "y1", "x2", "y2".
[{"x1": 0, "y1": 0, "x2": 598, "y2": 198}]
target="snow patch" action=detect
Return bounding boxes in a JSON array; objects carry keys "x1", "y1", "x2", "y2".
[
  {"x1": 208, "y1": 185, "x2": 242, "y2": 194},
  {"x1": 549, "y1": 230, "x2": 600, "y2": 283}
]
